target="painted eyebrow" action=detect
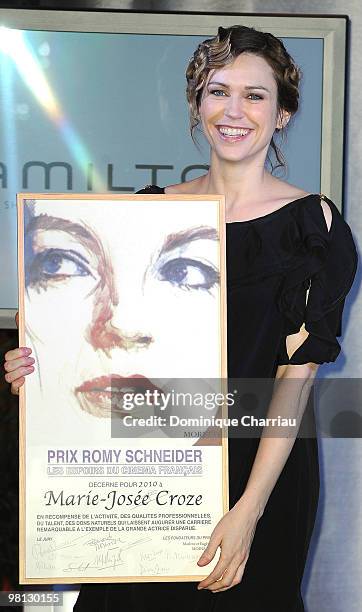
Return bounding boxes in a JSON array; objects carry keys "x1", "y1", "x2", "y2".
[
  {"x1": 207, "y1": 81, "x2": 270, "y2": 93},
  {"x1": 160, "y1": 226, "x2": 219, "y2": 255},
  {"x1": 25, "y1": 213, "x2": 100, "y2": 255},
  {"x1": 26, "y1": 215, "x2": 218, "y2": 257}
]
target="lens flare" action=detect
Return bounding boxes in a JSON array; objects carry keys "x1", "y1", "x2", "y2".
[{"x1": 0, "y1": 27, "x2": 105, "y2": 191}]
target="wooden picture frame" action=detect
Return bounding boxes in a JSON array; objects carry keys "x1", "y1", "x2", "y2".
[{"x1": 17, "y1": 192, "x2": 228, "y2": 583}]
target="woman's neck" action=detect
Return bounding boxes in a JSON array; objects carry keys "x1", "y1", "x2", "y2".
[{"x1": 200, "y1": 155, "x2": 275, "y2": 214}]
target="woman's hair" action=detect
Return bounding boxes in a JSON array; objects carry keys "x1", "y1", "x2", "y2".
[{"x1": 186, "y1": 25, "x2": 302, "y2": 173}]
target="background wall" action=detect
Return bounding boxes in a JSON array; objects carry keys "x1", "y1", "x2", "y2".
[{"x1": 0, "y1": 1, "x2": 361, "y2": 611}]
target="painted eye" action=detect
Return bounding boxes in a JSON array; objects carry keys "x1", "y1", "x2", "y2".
[
  {"x1": 158, "y1": 257, "x2": 219, "y2": 290},
  {"x1": 40, "y1": 252, "x2": 89, "y2": 276},
  {"x1": 26, "y1": 248, "x2": 92, "y2": 286}
]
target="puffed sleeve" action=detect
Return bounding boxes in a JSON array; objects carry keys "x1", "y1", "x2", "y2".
[{"x1": 277, "y1": 195, "x2": 358, "y2": 365}]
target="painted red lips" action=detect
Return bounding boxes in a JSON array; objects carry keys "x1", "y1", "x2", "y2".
[
  {"x1": 75, "y1": 374, "x2": 163, "y2": 418},
  {"x1": 76, "y1": 374, "x2": 160, "y2": 394}
]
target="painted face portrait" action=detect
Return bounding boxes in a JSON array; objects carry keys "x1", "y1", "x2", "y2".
[{"x1": 23, "y1": 198, "x2": 223, "y2": 436}]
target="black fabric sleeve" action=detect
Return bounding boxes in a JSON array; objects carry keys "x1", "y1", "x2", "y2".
[
  {"x1": 277, "y1": 196, "x2": 358, "y2": 365},
  {"x1": 135, "y1": 185, "x2": 165, "y2": 195}
]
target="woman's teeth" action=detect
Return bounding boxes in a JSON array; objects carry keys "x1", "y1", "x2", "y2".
[{"x1": 218, "y1": 127, "x2": 251, "y2": 136}]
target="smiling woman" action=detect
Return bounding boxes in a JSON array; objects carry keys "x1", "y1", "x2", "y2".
[
  {"x1": 22, "y1": 198, "x2": 222, "y2": 427},
  {"x1": 185, "y1": 25, "x2": 300, "y2": 176}
]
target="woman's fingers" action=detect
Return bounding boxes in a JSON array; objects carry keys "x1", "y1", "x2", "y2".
[
  {"x1": 210, "y1": 559, "x2": 247, "y2": 593},
  {"x1": 202, "y1": 549, "x2": 246, "y2": 592},
  {"x1": 197, "y1": 553, "x2": 230, "y2": 590},
  {"x1": 197, "y1": 530, "x2": 221, "y2": 567},
  {"x1": 4, "y1": 355, "x2": 34, "y2": 374},
  {"x1": 11, "y1": 378, "x2": 25, "y2": 395},
  {"x1": 4, "y1": 347, "x2": 32, "y2": 362},
  {"x1": 3, "y1": 347, "x2": 34, "y2": 394},
  {"x1": 4, "y1": 365, "x2": 34, "y2": 384},
  {"x1": 207, "y1": 559, "x2": 239, "y2": 592}
]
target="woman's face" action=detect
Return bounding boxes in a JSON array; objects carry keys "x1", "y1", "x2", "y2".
[
  {"x1": 24, "y1": 199, "x2": 221, "y2": 419},
  {"x1": 199, "y1": 52, "x2": 288, "y2": 165}
]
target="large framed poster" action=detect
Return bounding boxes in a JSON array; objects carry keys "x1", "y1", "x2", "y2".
[{"x1": 17, "y1": 193, "x2": 228, "y2": 584}]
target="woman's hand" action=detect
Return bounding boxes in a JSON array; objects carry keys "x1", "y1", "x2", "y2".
[
  {"x1": 3, "y1": 347, "x2": 34, "y2": 394},
  {"x1": 197, "y1": 496, "x2": 261, "y2": 593},
  {"x1": 3, "y1": 312, "x2": 34, "y2": 395}
]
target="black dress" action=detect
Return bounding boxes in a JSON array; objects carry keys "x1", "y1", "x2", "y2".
[{"x1": 74, "y1": 186, "x2": 358, "y2": 612}]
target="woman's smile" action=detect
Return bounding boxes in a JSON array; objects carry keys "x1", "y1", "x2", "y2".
[{"x1": 215, "y1": 125, "x2": 254, "y2": 142}]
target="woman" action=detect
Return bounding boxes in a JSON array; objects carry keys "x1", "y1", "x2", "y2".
[{"x1": 4, "y1": 25, "x2": 358, "y2": 611}]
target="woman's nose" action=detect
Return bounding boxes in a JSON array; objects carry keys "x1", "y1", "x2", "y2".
[
  {"x1": 88, "y1": 296, "x2": 154, "y2": 352},
  {"x1": 224, "y1": 95, "x2": 245, "y2": 120}
]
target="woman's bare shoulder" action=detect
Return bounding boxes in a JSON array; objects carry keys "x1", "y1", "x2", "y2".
[{"x1": 266, "y1": 178, "x2": 311, "y2": 203}]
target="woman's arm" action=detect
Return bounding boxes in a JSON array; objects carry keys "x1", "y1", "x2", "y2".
[
  {"x1": 240, "y1": 361, "x2": 318, "y2": 517},
  {"x1": 197, "y1": 360, "x2": 318, "y2": 592}
]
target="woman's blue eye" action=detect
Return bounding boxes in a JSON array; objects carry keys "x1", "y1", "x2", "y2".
[
  {"x1": 248, "y1": 93, "x2": 263, "y2": 100},
  {"x1": 158, "y1": 257, "x2": 219, "y2": 290},
  {"x1": 209, "y1": 90, "x2": 262, "y2": 100},
  {"x1": 27, "y1": 248, "x2": 91, "y2": 286},
  {"x1": 210, "y1": 89, "x2": 226, "y2": 96}
]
